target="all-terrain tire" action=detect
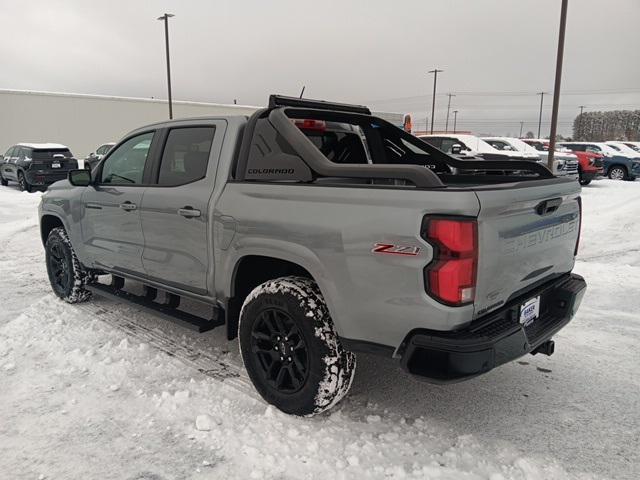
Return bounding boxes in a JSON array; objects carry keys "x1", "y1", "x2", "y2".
[
  {"x1": 608, "y1": 166, "x2": 627, "y2": 180},
  {"x1": 18, "y1": 172, "x2": 32, "y2": 192},
  {"x1": 239, "y1": 276, "x2": 356, "y2": 416},
  {"x1": 45, "y1": 227, "x2": 92, "y2": 303}
]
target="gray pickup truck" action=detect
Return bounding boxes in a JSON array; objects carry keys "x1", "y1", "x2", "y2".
[{"x1": 39, "y1": 95, "x2": 586, "y2": 416}]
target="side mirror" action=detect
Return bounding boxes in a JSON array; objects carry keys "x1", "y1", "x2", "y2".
[
  {"x1": 68, "y1": 169, "x2": 91, "y2": 187},
  {"x1": 451, "y1": 144, "x2": 462, "y2": 155}
]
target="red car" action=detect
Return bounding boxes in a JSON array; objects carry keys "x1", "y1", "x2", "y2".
[
  {"x1": 522, "y1": 139, "x2": 603, "y2": 185},
  {"x1": 571, "y1": 151, "x2": 604, "y2": 186}
]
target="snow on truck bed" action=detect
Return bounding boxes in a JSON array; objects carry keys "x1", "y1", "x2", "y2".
[{"x1": 1, "y1": 181, "x2": 639, "y2": 480}]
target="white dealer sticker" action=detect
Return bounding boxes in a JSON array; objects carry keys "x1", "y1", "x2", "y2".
[{"x1": 519, "y1": 296, "x2": 540, "y2": 327}]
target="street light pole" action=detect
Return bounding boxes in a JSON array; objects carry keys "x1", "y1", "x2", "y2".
[
  {"x1": 452, "y1": 110, "x2": 459, "y2": 133},
  {"x1": 577, "y1": 105, "x2": 585, "y2": 140},
  {"x1": 157, "y1": 13, "x2": 175, "y2": 119},
  {"x1": 445, "y1": 93, "x2": 455, "y2": 132},
  {"x1": 537, "y1": 91, "x2": 548, "y2": 139},
  {"x1": 519, "y1": 121, "x2": 524, "y2": 138},
  {"x1": 548, "y1": 0, "x2": 569, "y2": 169},
  {"x1": 428, "y1": 68, "x2": 443, "y2": 134}
]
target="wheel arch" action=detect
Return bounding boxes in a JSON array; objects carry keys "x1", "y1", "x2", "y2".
[
  {"x1": 225, "y1": 254, "x2": 335, "y2": 341},
  {"x1": 40, "y1": 214, "x2": 66, "y2": 246}
]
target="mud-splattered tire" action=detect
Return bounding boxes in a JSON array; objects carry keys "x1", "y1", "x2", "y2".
[
  {"x1": 45, "y1": 227, "x2": 92, "y2": 303},
  {"x1": 239, "y1": 276, "x2": 356, "y2": 416}
]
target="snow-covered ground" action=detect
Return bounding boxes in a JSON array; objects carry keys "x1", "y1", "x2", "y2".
[{"x1": 0, "y1": 179, "x2": 638, "y2": 480}]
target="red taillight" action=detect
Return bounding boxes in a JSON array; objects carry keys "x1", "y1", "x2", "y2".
[
  {"x1": 424, "y1": 218, "x2": 478, "y2": 306},
  {"x1": 575, "y1": 197, "x2": 582, "y2": 256},
  {"x1": 292, "y1": 118, "x2": 327, "y2": 132}
]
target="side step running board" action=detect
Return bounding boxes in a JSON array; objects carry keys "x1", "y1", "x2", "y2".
[{"x1": 87, "y1": 283, "x2": 224, "y2": 333}]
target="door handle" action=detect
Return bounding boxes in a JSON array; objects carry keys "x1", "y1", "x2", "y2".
[
  {"x1": 178, "y1": 207, "x2": 201, "y2": 218},
  {"x1": 85, "y1": 202, "x2": 102, "y2": 210},
  {"x1": 119, "y1": 202, "x2": 137, "y2": 211}
]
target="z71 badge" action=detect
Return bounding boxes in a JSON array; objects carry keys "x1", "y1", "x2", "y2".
[{"x1": 372, "y1": 243, "x2": 421, "y2": 256}]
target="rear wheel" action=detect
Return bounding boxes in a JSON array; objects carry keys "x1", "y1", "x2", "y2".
[
  {"x1": 608, "y1": 166, "x2": 627, "y2": 180},
  {"x1": 239, "y1": 276, "x2": 356, "y2": 416},
  {"x1": 45, "y1": 227, "x2": 92, "y2": 303},
  {"x1": 18, "y1": 172, "x2": 32, "y2": 192}
]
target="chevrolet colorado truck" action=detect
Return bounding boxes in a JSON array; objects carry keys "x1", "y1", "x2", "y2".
[{"x1": 39, "y1": 95, "x2": 586, "y2": 416}]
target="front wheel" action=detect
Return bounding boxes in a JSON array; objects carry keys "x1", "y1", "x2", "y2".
[
  {"x1": 608, "y1": 166, "x2": 627, "y2": 180},
  {"x1": 45, "y1": 227, "x2": 92, "y2": 303},
  {"x1": 18, "y1": 172, "x2": 32, "y2": 192},
  {"x1": 239, "y1": 276, "x2": 356, "y2": 416}
]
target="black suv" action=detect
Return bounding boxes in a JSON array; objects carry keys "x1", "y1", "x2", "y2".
[{"x1": 1, "y1": 143, "x2": 78, "y2": 192}]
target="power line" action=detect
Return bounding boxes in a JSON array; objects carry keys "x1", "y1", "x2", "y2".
[{"x1": 365, "y1": 87, "x2": 640, "y2": 104}]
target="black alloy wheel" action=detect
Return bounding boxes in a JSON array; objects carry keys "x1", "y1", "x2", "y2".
[
  {"x1": 250, "y1": 307, "x2": 309, "y2": 394},
  {"x1": 47, "y1": 241, "x2": 72, "y2": 296}
]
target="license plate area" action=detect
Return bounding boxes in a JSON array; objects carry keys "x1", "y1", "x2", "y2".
[
  {"x1": 519, "y1": 295, "x2": 540, "y2": 327},
  {"x1": 51, "y1": 161, "x2": 61, "y2": 168}
]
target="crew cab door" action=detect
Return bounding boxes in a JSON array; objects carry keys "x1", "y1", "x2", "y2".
[
  {"x1": 80, "y1": 131, "x2": 157, "y2": 275},
  {"x1": 139, "y1": 122, "x2": 224, "y2": 295}
]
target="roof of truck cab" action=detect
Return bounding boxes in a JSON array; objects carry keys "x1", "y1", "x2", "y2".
[{"x1": 17, "y1": 143, "x2": 69, "y2": 149}]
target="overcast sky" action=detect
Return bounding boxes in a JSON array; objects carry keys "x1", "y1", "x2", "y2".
[{"x1": 1, "y1": 0, "x2": 639, "y2": 136}]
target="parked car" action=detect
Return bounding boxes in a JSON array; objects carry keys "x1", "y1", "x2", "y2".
[
  {"x1": 558, "y1": 142, "x2": 640, "y2": 181},
  {"x1": 569, "y1": 150, "x2": 603, "y2": 186},
  {"x1": 420, "y1": 133, "x2": 541, "y2": 161},
  {"x1": 622, "y1": 141, "x2": 640, "y2": 153},
  {"x1": 483, "y1": 137, "x2": 579, "y2": 179},
  {"x1": 1, "y1": 143, "x2": 78, "y2": 192},
  {"x1": 605, "y1": 141, "x2": 640, "y2": 158},
  {"x1": 39, "y1": 95, "x2": 586, "y2": 416},
  {"x1": 84, "y1": 142, "x2": 115, "y2": 170}
]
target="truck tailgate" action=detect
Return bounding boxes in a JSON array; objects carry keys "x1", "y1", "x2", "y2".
[{"x1": 473, "y1": 179, "x2": 581, "y2": 318}]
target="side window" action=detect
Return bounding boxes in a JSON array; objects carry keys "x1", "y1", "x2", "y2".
[
  {"x1": 585, "y1": 145, "x2": 600, "y2": 153},
  {"x1": 440, "y1": 138, "x2": 458, "y2": 153},
  {"x1": 157, "y1": 127, "x2": 215, "y2": 186},
  {"x1": 100, "y1": 132, "x2": 154, "y2": 185}
]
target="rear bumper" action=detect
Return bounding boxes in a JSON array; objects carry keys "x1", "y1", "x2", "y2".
[
  {"x1": 399, "y1": 273, "x2": 586, "y2": 383},
  {"x1": 25, "y1": 170, "x2": 70, "y2": 185}
]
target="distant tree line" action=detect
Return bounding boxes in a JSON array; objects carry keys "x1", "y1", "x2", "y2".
[{"x1": 573, "y1": 110, "x2": 640, "y2": 141}]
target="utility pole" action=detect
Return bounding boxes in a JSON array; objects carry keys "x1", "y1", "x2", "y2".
[
  {"x1": 428, "y1": 68, "x2": 443, "y2": 134},
  {"x1": 452, "y1": 110, "x2": 459, "y2": 133},
  {"x1": 157, "y1": 13, "x2": 175, "y2": 119},
  {"x1": 519, "y1": 121, "x2": 524, "y2": 138},
  {"x1": 548, "y1": 0, "x2": 569, "y2": 169},
  {"x1": 537, "y1": 91, "x2": 548, "y2": 139},
  {"x1": 577, "y1": 105, "x2": 585, "y2": 140},
  {"x1": 445, "y1": 93, "x2": 456, "y2": 132},
  {"x1": 299, "y1": 86, "x2": 305, "y2": 98}
]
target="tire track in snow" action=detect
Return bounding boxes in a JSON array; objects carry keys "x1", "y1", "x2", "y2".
[{"x1": 72, "y1": 299, "x2": 259, "y2": 400}]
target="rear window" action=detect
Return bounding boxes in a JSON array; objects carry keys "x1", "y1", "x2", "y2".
[
  {"x1": 32, "y1": 149, "x2": 73, "y2": 160},
  {"x1": 292, "y1": 116, "x2": 450, "y2": 171},
  {"x1": 157, "y1": 127, "x2": 215, "y2": 186}
]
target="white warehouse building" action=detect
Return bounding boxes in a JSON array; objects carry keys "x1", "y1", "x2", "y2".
[{"x1": 0, "y1": 89, "x2": 402, "y2": 160}]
